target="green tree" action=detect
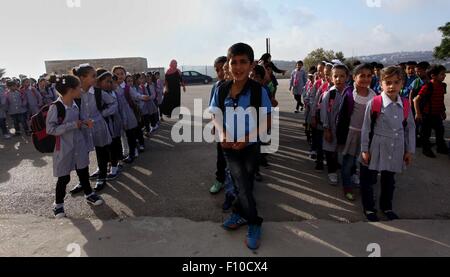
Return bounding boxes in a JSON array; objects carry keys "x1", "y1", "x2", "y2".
[
  {"x1": 434, "y1": 22, "x2": 450, "y2": 60},
  {"x1": 303, "y1": 48, "x2": 346, "y2": 71}
]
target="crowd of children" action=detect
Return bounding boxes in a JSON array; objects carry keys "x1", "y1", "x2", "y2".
[
  {"x1": 1, "y1": 46, "x2": 448, "y2": 251},
  {"x1": 301, "y1": 59, "x2": 448, "y2": 222},
  {"x1": 0, "y1": 65, "x2": 166, "y2": 218}
]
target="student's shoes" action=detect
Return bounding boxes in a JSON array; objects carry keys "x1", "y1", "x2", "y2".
[
  {"x1": 69, "y1": 184, "x2": 84, "y2": 195},
  {"x1": 365, "y1": 211, "x2": 380, "y2": 222},
  {"x1": 328, "y1": 173, "x2": 338, "y2": 186},
  {"x1": 86, "y1": 193, "x2": 104, "y2": 206},
  {"x1": 53, "y1": 206, "x2": 66, "y2": 219},
  {"x1": 89, "y1": 169, "x2": 101, "y2": 180},
  {"x1": 138, "y1": 145, "x2": 145, "y2": 153},
  {"x1": 222, "y1": 193, "x2": 236, "y2": 212},
  {"x1": 94, "y1": 180, "x2": 107, "y2": 192},
  {"x1": 309, "y1": 151, "x2": 317, "y2": 160},
  {"x1": 383, "y1": 210, "x2": 400, "y2": 221},
  {"x1": 300, "y1": 107, "x2": 304, "y2": 112},
  {"x1": 152, "y1": 124, "x2": 160, "y2": 132},
  {"x1": 117, "y1": 164, "x2": 124, "y2": 173},
  {"x1": 344, "y1": 191, "x2": 355, "y2": 202},
  {"x1": 209, "y1": 180, "x2": 224, "y2": 195},
  {"x1": 246, "y1": 225, "x2": 262, "y2": 250},
  {"x1": 144, "y1": 132, "x2": 151, "y2": 138},
  {"x1": 423, "y1": 148, "x2": 436, "y2": 158},
  {"x1": 294, "y1": 110, "x2": 300, "y2": 114},
  {"x1": 106, "y1": 173, "x2": 119, "y2": 181},
  {"x1": 352, "y1": 174, "x2": 360, "y2": 186},
  {"x1": 223, "y1": 213, "x2": 248, "y2": 231},
  {"x1": 315, "y1": 162, "x2": 324, "y2": 171},
  {"x1": 254, "y1": 172, "x2": 263, "y2": 182},
  {"x1": 122, "y1": 156, "x2": 134, "y2": 164}
]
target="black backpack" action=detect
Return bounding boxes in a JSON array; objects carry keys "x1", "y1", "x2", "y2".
[
  {"x1": 31, "y1": 101, "x2": 66, "y2": 154},
  {"x1": 217, "y1": 79, "x2": 263, "y2": 136}
]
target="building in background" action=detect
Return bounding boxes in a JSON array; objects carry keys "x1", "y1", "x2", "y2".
[{"x1": 45, "y1": 57, "x2": 148, "y2": 75}]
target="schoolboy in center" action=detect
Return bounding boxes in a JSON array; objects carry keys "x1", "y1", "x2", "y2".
[{"x1": 209, "y1": 43, "x2": 272, "y2": 250}]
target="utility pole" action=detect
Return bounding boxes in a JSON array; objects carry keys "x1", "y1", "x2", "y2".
[{"x1": 266, "y1": 38, "x2": 271, "y2": 54}]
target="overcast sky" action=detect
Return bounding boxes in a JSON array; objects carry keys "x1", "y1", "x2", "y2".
[{"x1": 1, "y1": 0, "x2": 449, "y2": 77}]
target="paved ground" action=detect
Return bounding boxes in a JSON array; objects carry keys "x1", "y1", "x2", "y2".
[{"x1": 0, "y1": 78, "x2": 449, "y2": 256}]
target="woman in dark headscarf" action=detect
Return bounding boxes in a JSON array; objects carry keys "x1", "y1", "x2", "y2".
[{"x1": 161, "y1": 60, "x2": 186, "y2": 118}]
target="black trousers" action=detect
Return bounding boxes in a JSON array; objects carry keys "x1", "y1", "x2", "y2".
[
  {"x1": 216, "y1": 143, "x2": 227, "y2": 183},
  {"x1": 150, "y1": 112, "x2": 159, "y2": 128},
  {"x1": 360, "y1": 164, "x2": 396, "y2": 213},
  {"x1": 110, "y1": 136, "x2": 123, "y2": 166},
  {"x1": 95, "y1": 145, "x2": 110, "y2": 180},
  {"x1": 55, "y1": 167, "x2": 93, "y2": 204},
  {"x1": 325, "y1": 151, "x2": 338, "y2": 174},
  {"x1": 312, "y1": 128, "x2": 324, "y2": 163},
  {"x1": 294, "y1": 94, "x2": 304, "y2": 111},
  {"x1": 125, "y1": 128, "x2": 138, "y2": 158},
  {"x1": 142, "y1": 114, "x2": 151, "y2": 133},
  {"x1": 421, "y1": 114, "x2": 446, "y2": 150},
  {"x1": 223, "y1": 143, "x2": 263, "y2": 226}
]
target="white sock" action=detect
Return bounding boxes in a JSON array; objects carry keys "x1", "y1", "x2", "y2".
[{"x1": 111, "y1": 166, "x2": 118, "y2": 175}]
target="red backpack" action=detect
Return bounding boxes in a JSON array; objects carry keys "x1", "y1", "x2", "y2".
[
  {"x1": 31, "y1": 102, "x2": 66, "y2": 154},
  {"x1": 369, "y1": 95, "x2": 410, "y2": 144}
]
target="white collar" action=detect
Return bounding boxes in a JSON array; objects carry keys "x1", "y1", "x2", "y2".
[
  {"x1": 88, "y1": 86, "x2": 95, "y2": 95},
  {"x1": 381, "y1": 91, "x2": 403, "y2": 108},
  {"x1": 57, "y1": 97, "x2": 78, "y2": 109},
  {"x1": 120, "y1": 82, "x2": 126, "y2": 89}
]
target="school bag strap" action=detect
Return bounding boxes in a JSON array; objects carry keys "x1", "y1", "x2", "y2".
[
  {"x1": 94, "y1": 87, "x2": 104, "y2": 112},
  {"x1": 217, "y1": 79, "x2": 263, "y2": 140},
  {"x1": 53, "y1": 101, "x2": 66, "y2": 124},
  {"x1": 369, "y1": 95, "x2": 410, "y2": 145}
]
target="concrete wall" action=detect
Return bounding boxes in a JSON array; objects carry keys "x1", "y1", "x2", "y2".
[{"x1": 45, "y1": 57, "x2": 148, "y2": 75}]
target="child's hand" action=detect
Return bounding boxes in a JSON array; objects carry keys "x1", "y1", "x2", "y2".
[
  {"x1": 221, "y1": 142, "x2": 234, "y2": 149},
  {"x1": 142, "y1": 95, "x2": 151, "y2": 101},
  {"x1": 404, "y1": 152, "x2": 413, "y2": 166},
  {"x1": 362, "y1": 152, "x2": 371, "y2": 165},
  {"x1": 415, "y1": 114, "x2": 422, "y2": 123},
  {"x1": 84, "y1": 119, "x2": 94, "y2": 129},
  {"x1": 232, "y1": 142, "x2": 248, "y2": 151},
  {"x1": 76, "y1": 120, "x2": 83, "y2": 129},
  {"x1": 324, "y1": 129, "x2": 333, "y2": 143}
]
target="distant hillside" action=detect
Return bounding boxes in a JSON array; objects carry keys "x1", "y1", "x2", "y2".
[{"x1": 272, "y1": 51, "x2": 450, "y2": 74}]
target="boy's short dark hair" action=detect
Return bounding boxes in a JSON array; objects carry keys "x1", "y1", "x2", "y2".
[
  {"x1": 296, "y1": 60, "x2": 304, "y2": 66},
  {"x1": 427, "y1": 64, "x2": 447, "y2": 79},
  {"x1": 416, "y1": 61, "x2": 431, "y2": 70},
  {"x1": 406, "y1": 61, "x2": 418, "y2": 66},
  {"x1": 375, "y1": 63, "x2": 384, "y2": 70},
  {"x1": 253, "y1": 65, "x2": 266, "y2": 80},
  {"x1": 353, "y1": 63, "x2": 374, "y2": 76},
  {"x1": 227, "y1": 43, "x2": 254, "y2": 63},
  {"x1": 214, "y1": 56, "x2": 227, "y2": 67}
]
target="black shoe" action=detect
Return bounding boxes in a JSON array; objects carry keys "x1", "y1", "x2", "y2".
[
  {"x1": 89, "y1": 170, "x2": 100, "y2": 180},
  {"x1": 69, "y1": 184, "x2": 83, "y2": 195},
  {"x1": 122, "y1": 156, "x2": 134, "y2": 164},
  {"x1": 315, "y1": 162, "x2": 324, "y2": 171},
  {"x1": 365, "y1": 211, "x2": 380, "y2": 222},
  {"x1": 423, "y1": 148, "x2": 436, "y2": 158},
  {"x1": 53, "y1": 206, "x2": 66, "y2": 219},
  {"x1": 94, "y1": 180, "x2": 106, "y2": 192},
  {"x1": 383, "y1": 210, "x2": 400, "y2": 221},
  {"x1": 294, "y1": 110, "x2": 300, "y2": 114},
  {"x1": 255, "y1": 172, "x2": 262, "y2": 182},
  {"x1": 86, "y1": 194, "x2": 104, "y2": 206},
  {"x1": 222, "y1": 193, "x2": 236, "y2": 212}
]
